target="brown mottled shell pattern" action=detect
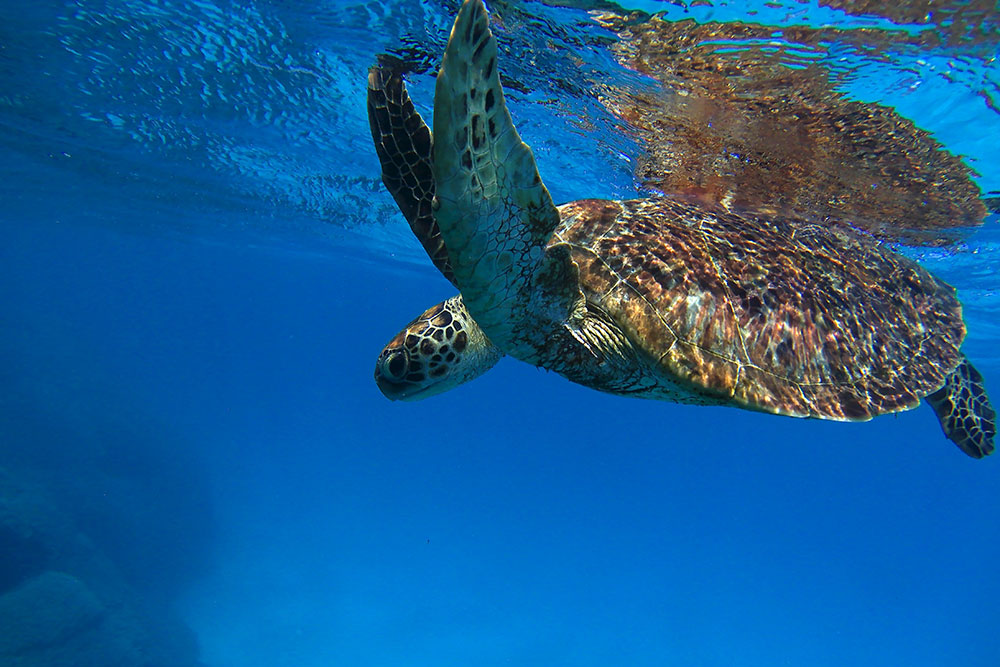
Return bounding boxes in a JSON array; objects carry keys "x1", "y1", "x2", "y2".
[{"x1": 553, "y1": 197, "x2": 966, "y2": 421}]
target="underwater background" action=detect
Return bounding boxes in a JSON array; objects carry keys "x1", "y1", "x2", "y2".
[{"x1": 2, "y1": 0, "x2": 999, "y2": 665}]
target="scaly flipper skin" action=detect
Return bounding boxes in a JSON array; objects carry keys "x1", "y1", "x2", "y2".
[
  {"x1": 925, "y1": 357, "x2": 997, "y2": 458},
  {"x1": 367, "y1": 66, "x2": 456, "y2": 286},
  {"x1": 432, "y1": 0, "x2": 584, "y2": 359}
]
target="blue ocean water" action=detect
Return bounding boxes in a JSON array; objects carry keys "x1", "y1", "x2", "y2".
[{"x1": 2, "y1": 0, "x2": 999, "y2": 665}]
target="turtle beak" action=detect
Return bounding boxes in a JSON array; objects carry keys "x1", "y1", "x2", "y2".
[
  {"x1": 376, "y1": 382, "x2": 435, "y2": 401},
  {"x1": 374, "y1": 374, "x2": 412, "y2": 401},
  {"x1": 374, "y1": 368, "x2": 449, "y2": 402},
  {"x1": 374, "y1": 376, "x2": 404, "y2": 400}
]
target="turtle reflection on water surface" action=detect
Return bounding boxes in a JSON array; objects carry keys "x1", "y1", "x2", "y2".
[
  {"x1": 368, "y1": 0, "x2": 996, "y2": 458},
  {"x1": 598, "y1": 13, "x2": 988, "y2": 246}
]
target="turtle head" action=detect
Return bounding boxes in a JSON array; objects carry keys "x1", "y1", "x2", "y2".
[{"x1": 375, "y1": 295, "x2": 502, "y2": 401}]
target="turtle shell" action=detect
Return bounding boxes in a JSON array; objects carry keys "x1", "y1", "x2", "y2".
[{"x1": 552, "y1": 197, "x2": 965, "y2": 420}]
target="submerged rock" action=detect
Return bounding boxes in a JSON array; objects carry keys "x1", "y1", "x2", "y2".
[
  {"x1": 0, "y1": 352, "x2": 211, "y2": 666},
  {"x1": 0, "y1": 468, "x2": 204, "y2": 666},
  {"x1": 0, "y1": 571, "x2": 105, "y2": 658}
]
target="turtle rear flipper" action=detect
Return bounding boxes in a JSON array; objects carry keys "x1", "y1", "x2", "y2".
[
  {"x1": 367, "y1": 66, "x2": 456, "y2": 285},
  {"x1": 926, "y1": 357, "x2": 996, "y2": 458}
]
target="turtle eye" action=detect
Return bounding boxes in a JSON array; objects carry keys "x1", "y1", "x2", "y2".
[{"x1": 381, "y1": 349, "x2": 409, "y2": 381}]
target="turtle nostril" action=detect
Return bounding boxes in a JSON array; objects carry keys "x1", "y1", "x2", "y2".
[{"x1": 382, "y1": 350, "x2": 408, "y2": 381}]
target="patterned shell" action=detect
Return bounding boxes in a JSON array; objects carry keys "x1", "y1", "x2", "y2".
[{"x1": 552, "y1": 197, "x2": 966, "y2": 420}]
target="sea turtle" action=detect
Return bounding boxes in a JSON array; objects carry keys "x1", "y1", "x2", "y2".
[{"x1": 367, "y1": 0, "x2": 996, "y2": 457}]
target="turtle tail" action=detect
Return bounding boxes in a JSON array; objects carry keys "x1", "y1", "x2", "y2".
[{"x1": 925, "y1": 356, "x2": 996, "y2": 458}]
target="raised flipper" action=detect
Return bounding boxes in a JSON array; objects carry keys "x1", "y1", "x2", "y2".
[
  {"x1": 367, "y1": 66, "x2": 456, "y2": 286},
  {"x1": 925, "y1": 357, "x2": 996, "y2": 458},
  {"x1": 432, "y1": 0, "x2": 585, "y2": 359}
]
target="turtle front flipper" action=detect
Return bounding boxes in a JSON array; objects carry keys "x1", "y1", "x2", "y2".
[
  {"x1": 925, "y1": 357, "x2": 996, "y2": 458},
  {"x1": 367, "y1": 66, "x2": 456, "y2": 286},
  {"x1": 432, "y1": 0, "x2": 584, "y2": 359}
]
